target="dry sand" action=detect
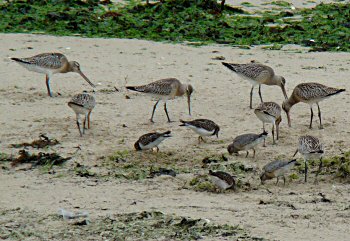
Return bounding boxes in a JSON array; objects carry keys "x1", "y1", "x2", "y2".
[{"x1": 1, "y1": 33, "x2": 350, "y2": 240}]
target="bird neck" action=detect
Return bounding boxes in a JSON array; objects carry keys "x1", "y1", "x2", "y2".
[
  {"x1": 60, "y1": 62, "x2": 72, "y2": 73},
  {"x1": 176, "y1": 84, "x2": 187, "y2": 96},
  {"x1": 284, "y1": 94, "x2": 299, "y2": 111},
  {"x1": 268, "y1": 75, "x2": 282, "y2": 86}
]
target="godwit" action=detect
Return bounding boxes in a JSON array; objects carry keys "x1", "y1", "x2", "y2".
[
  {"x1": 68, "y1": 91, "x2": 96, "y2": 137},
  {"x1": 208, "y1": 170, "x2": 236, "y2": 192},
  {"x1": 222, "y1": 62, "x2": 287, "y2": 109},
  {"x1": 293, "y1": 135, "x2": 324, "y2": 183},
  {"x1": 126, "y1": 78, "x2": 193, "y2": 123},
  {"x1": 11, "y1": 53, "x2": 95, "y2": 97},
  {"x1": 260, "y1": 159, "x2": 297, "y2": 185},
  {"x1": 254, "y1": 102, "x2": 281, "y2": 146},
  {"x1": 179, "y1": 119, "x2": 220, "y2": 143},
  {"x1": 134, "y1": 131, "x2": 171, "y2": 152},
  {"x1": 282, "y1": 82, "x2": 345, "y2": 129},
  {"x1": 227, "y1": 131, "x2": 268, "y2": 158}
]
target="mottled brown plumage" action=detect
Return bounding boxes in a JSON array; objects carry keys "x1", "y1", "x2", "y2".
[
  {"x1": 254, "y1": 102, "x2": 282, "y2": 145},
  {"x1": 260, "y1": 159, "x2": 297, "y2": 185},
  {"x1": 209, "y1": 170, "x2": 235, "y2": 191},
  {"x1": 11, "y1": 53, "x2": 95, "y2": 97},
  {"x1": 180, "y1": 119, "x2": 220, "y2": 143},
  {"x1": 134, "y1": 131, "x2": 171, "y2": 152},
  {"x1": 222, "y1": 62, "x2": 287, "y2": 108},
  {"x1": 126, "y1": 78, "x2": 193, "y2": 122},
  {"x1": 282, "y1": 82, "x2": 345, "y2": 129}
]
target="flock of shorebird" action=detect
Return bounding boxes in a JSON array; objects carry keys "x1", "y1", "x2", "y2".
[{"x1": 10, "y1": 52, "x2": 345, "y2": 190}]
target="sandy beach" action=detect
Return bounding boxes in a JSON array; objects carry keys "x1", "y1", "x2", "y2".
[{"x1": 1, "y1": 33, "x2": 350, "y2": 240}]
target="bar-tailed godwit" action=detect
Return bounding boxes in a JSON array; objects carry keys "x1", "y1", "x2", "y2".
[
  {"x1": 209, "y1": 170, "x2": 236, "y2": 191},
  {"x1": 282, "y1": 82, "x2": 345, "y2": 129},
  {"x1": 68, "y1": 91, "x2": 96, "y2": 137},
  {"x1": 227, "y1": 131, "x2": 268, "y2": 158},
  {"x1": 134, "y1": 131, "x2": 171, "y2": 152},
  {"x1": 293, "y1": 135, "x2": 324, "y2": 183},
  {"x1": 260, "y1": 159, "x2": 297, "y2": 185},
  {"x1": 179, "y1": 119, "x2": 220, "y2": 143},
  {"x1": 222, "y1": 62, "x2": 287, "y2": 109},
  {"x1": 254, "y1": 102, "x2": 281, "y2": 146},
  {"x1": 126, "y1": 78, "x2": 193, "y2": 123},
  {"x1": 11, "y1": 53, "x2": 95, "y2": 97}
]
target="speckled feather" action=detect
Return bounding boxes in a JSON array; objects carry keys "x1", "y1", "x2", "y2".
[
  {"x1": 127, "y1": 78, "x2": 181, "y2": 96},
  {"x1": 180, "y1": 119, "x2": 219, "y2": 132},
  {"x1": 135, "y1": 131, "x2": 171, "y2": 147},
  {"x1": 209, "y1": 170, "x2": 235, "y2": 187},
  {"x1": 263, "y1": 160, "x2": 296, "y2": 173},
  {"x1": 222, "y1": 63, "x2": 274, "y2": 80},
  {"x1": 12, "y1": 53, "x2": 67, "y2": 69},
  {"x1": 293, "y1": 83, "x2": 345, "y2": 101},
  {"x1": 298, "y1": 135, "x2": 324, "y2": 154},
  {"x1": 68, "y1": 92, "x2": 96, "y2": 110},
  {"x1": 232, "y1": 133, "x2": 265, "y2": 149},
  {"x1": 255, "y1": 102, "x2": 281, "y2": 118}
]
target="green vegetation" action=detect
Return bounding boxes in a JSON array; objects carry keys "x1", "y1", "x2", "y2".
[
  {"x1": 1, "y1": 0, "x2": 350, "y2": 51},
  {"x1": 0, "y1": 208, "x2": 266, "y2": 240}
]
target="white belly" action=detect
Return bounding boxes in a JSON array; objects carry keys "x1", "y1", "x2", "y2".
[
  {"x1": 18, "y1": 62, "x2": 57, "y2": 76},
  {"x1": 255, "y1": 111, "x2": 276, "y2": 124},
  {"x1": 187, "y1": 126, "x2": 214, "y2": 137},
  {"x1": 302, "y1": 152, "x2": 324, "y2": 160},
  {"x1": 139, "y1": 137, "x2": 166, "y2": 150},
  {"x1": 210, "y1": 176, "x2": 231, "y2": 190},
  {"x1": 69, "y1": 104, "x2": 90, "y2": 115}
]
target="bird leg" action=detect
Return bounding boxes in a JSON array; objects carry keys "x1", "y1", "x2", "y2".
[
  {"x1": 272, "y1": 124, "x2": 276, "y2": 145},
  {"x1": 198, "y1": 136, "x2": 201, "y2": 144},
  {"x1": 87, "y1": 110, "x2": 92, "y2": 129},
  {"x1": 245, "y1": 151, "x2": 249, "y2": 158},
  {"x1": 293, "y1": 149, "x2": 298, "y2": 157},
  {"x1": 309, "y1": 106, "x2": 314, "y2": 129},
  {"x1": 253, "y1": 148, "x2": 256, "y2": 158},
  {"x1": 258, "y1": 84, "x2": 263, "y2": 103},
  {"x1": 304, "y1": 159, "x2": 308, "y2": 183},
  {"x1": 315, "y1": 157, "x2": 323, "y2": 184},
  {"x1": 164, "y1": 102, "x2": 172, "y2": 122},
  {"x1": 283, "y1": 176, "x2": 286, "y2": 186},
  {"x1": 250, "y1": 86, "x2": 254, "y2": 109},
  {"x1": 83, "y1": 114, "x2": 87, "y2": 134},
  {"x1": 45, "y1": 75, "x2": 53, "y2": 97},
  {"x1": 263, "y1": 123, "x2": 266, "y2": 147},
  {"x1": 317, "y1": 103, "x2": 323, "y2": 129},
  {"x1": 150, "y1": 100, "x2": 160, "y2": 123},
  {"x1": 76, "y1": 114, "x2": 82, "y2": 137},
  {"x1": 276, "y1": 123, "x2": 279, "y2": 140},
  {"x1": 276, "y1": 177, "x2": 279, "y2": 185},
  {"x1": 156, "y1": 146, "x2": 159, "y2": 153}
]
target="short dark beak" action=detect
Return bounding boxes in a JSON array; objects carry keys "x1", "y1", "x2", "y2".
[{"x1": 79, "y1": 70, "x2": 96, "y2": 88}]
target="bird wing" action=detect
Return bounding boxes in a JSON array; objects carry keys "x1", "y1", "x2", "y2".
[
  {"x1": 256, "y1": 102, "x2": 281, "y2": 117},
  {"x1": 224, "y1": 63, "x2": 273, "y2": 80},
  {"x1": 185, "y1": 119, "x2": 217, "y2": 131},
  {"x1": 70, "y1": 93, "x2": 96, "y2": 109},
  {"x1": 295, "y1": 83, "x2": 343, "y2": 101},
  {"x1": 18, "y1": 53, "x2": 67, "y2": 69},
  {"x1": 130, "y1": 78, "x2": 180, "y2": 96},
  {"x1": 138, "y1": 132, "x2": 162, "y2": 146},
  {"x1": 233, "y1": 134, "x2": 259, "y2": 148}
]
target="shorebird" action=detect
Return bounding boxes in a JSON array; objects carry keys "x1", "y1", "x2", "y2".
[
  {"x1": 208, "y1": 170, "x2": 236, "y2": 191},
  {"x1": 68, "y1": 91, "x2": 96, "y2": 137},
  {"x1": 282, "y1": 82, "x2": 345, "y2": 129},
  {"x1": 134, "y1": 131, "x2": 171, "y2": 152},
  {"x1": 293, "y1": 135, "x2": 324, "y2": 183},
  {"x1": 254, "y1": 102, "x2": 281, "y2": 146},
  {"x1": 11, "y1": 53, "x2": 95, "y2": 97},
  {"x1": 260, "y1": 159, "x2": 297, "y2": 185},
  {"x1": 126, "y1": 78, "x2": 193, "y2": 123},
  {"x1": 179, "y1": 119, "x2": 220, "y2": 143},
  {"x1": 227, "y1": 131, "x2": 268, "y2": 158},
  {"x1": 222, "y1": 62, "x2": 287, "y2": 109}
]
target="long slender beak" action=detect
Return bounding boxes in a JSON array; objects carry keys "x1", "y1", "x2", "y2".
[
  {"x1": 79, "y1": 70, "x2": 96, "y2": 88},
  {"x1": 281, "y1": 85, "x2": 288, "y2": 99},
  {"x1": 187, "y1": 95, "x2": 191, "y2": 116}
]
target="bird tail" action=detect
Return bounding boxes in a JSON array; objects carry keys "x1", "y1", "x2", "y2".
[
  {"x1": 179, "y1": 119, "x2": 188, "y2": 126},
  {"x1": 11, "y1": 57, "x2": 30, "y2": 64},
  {"x1": 286, "y1": 159, "x2": 297, "y2": 168},
  {"x1": 161, "y1": 130, "x2": 171, "y2": 137},
  {"x1": 327, "y1": 88, "x2": 345, "y2": 97},
  {"x1": 222, "y1": 62, "x2": 239, "y2": 72},
  {"x1": 259, "y1": 131, "x2": 268, "y2": 137},
  {"x1": 134, "y1": 141, "x2": 142, "y2": 151}
]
